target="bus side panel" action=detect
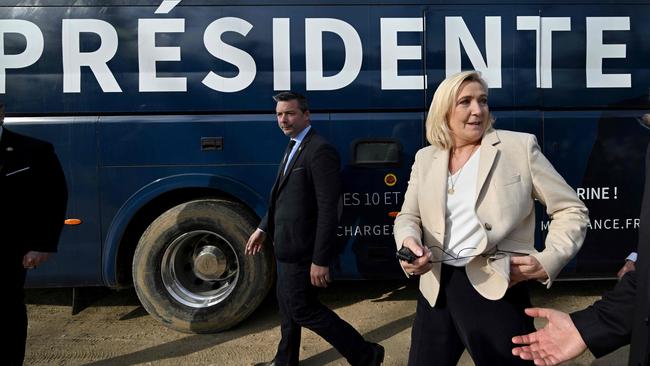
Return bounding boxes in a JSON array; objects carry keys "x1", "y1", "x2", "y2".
[
  {"x1": 327, "y1": 112, "x2": 424, "y2": 279},
  {"x1": 97, "y1": 115, "x2": 291, "y2": 285},
  {"x1": 6, "y1": 118, "x2": 105, "y2": 287}
]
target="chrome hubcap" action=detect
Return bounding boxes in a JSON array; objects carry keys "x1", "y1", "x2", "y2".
[
  {"x1": 193, "y1": 245, "x2": 227, "y2": 281},
  {"x1": 161, "y1": 230, "x2": 239, "y2": 308}
]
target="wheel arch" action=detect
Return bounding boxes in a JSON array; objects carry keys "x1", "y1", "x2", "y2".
[{"x1": 102, "y1": 173, "x2": 267, "y2": 288}]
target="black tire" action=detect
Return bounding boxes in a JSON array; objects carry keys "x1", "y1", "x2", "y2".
[{"x1": 132, "y1": 199, "x2": 274, "y2": 333}]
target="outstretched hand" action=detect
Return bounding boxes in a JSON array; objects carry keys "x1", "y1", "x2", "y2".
[{"x1": 512, "y1": 308, "x2": 587, "y2": 365}]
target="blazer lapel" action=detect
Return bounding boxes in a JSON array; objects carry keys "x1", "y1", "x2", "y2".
[
  {"x1": 469, "y1": 129, "x2": 500, "y2": 256},
  {"x1": 421, "y1": 147, "x2": 449, "y2": 242},
  {"x1": 475, "y1": 129, "x2": 500, "y2": 206}
]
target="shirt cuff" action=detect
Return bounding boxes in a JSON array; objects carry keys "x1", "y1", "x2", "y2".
[{"x1": 625, "y1": 252, "x2": 637, "y2": 262}]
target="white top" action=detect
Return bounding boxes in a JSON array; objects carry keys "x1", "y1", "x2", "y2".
[{"x1": 443, "y1": 147, "x2": 485, "y2": 267}]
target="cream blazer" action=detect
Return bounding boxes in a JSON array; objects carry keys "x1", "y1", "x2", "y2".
[{"x1": 394, "y1": 129, "x2": 589, "y2": 304}]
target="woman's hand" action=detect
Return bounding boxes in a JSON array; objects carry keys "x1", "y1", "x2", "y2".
[
  {"x1": 510, "y1": 255, "x2": 548, "y2": 286},
  {"x1": 399, "y1": 236, "x2": 433, "y2": 276}
]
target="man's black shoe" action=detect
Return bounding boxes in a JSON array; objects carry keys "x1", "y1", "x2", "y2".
[
  {"x1": 253, "y1": 360, "x2": 275, "y2": 366},
  {"x1": 367, "y1": 342, "x2": 385, "y2": 366},
  {"x1": 253, "y1": 359, "x2": 291, "y2": 366}
]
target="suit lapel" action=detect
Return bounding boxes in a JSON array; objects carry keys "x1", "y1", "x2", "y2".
[
  {"x1": 277, "y1": 128, "x2": 313, "y2": 191},
  {"x1": 0, "y1": 129, "x2": 16, "y2": 174},
  {"x1": 271, "y1": 141, "x2": 292, "y2": 191}
]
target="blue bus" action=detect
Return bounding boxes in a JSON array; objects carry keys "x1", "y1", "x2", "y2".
[{"x1": 2, "y1": 0, "x2": 648, "y2": 333}]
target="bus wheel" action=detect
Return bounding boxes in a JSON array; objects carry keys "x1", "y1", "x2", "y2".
[{"x1": 132, "y1": 199, "x2": 274, "y2": 333}]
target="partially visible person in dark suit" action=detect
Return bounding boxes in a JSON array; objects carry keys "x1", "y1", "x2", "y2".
[
  {"x1": 576, "y1": 100, "x2": 650, "y2": 275},
  {"x1": 2, "y1": 104, "x2": 68, "y2": 366},
  {"x1": 245, "y1": 92, "x2": 383, "y2": 366},
  {"x1": 512, "y1": 140, "x2": 650, "y2": 366}
]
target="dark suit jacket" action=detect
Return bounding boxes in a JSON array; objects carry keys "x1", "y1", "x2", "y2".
[
  {"x1": 1, "y1": 128, "x2": 67, "y2": 259},
  {"x1": 571, "y1": 142, "x2": 650, "y2": 366},
  {"x1": 259, "y1": 128, "x2": 341, "y2": 266}
]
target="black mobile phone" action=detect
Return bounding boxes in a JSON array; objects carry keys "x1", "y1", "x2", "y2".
[{"x1": 396, "y1": 246, "x2": 420, "y2": 263}]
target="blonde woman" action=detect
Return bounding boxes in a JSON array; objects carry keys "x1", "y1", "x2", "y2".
[{"x1": 394, "y1": 71, "x2": 589, "y2": 365}]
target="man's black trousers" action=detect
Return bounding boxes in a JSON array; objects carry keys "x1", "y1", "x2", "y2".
[
  {"x1": 274, "y1": 260, "x2": 373, "y2": 365},
  {"x1": 9, "y1": 259, "x2": 27, "y2": 366}
]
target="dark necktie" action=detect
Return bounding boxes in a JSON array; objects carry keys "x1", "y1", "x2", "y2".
[{"x1": 280, "y1": 139, "x2": 296, "y2": 176}]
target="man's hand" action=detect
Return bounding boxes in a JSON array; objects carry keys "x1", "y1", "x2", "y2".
[
  {"x1": 617, "y1": 260, "x2": 636, "y2": 279},
  {"x1": 310, "y1": 263, "x2": 331, "y2": 288},
  {"x1": 399, "y1": 236, "x2": 433, "y2": 276},
  {"x1": 23, "y1": 251, "x2": 53, "y2": 269},
  {"x1": 512, "y1": 308, "x2": 588, "y2": 365},
  {"x1": 245, "y1": 228, "x2": 267, "y2": 255},
  {"x1": 510, "y1": 255, "x2": 548, "y2": 286}
]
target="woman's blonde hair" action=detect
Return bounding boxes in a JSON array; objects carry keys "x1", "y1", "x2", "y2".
[{"x1": 425, "y1": 70, "x2": 495, "y2": 149}]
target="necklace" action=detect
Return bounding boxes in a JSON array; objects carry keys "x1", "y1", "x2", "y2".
[
  {"x1": 447, "y1": 144, "x2": 479, "y2": 195},
  {"x1": 448, "y1": 168, "x2": 463, "y2": 195}
]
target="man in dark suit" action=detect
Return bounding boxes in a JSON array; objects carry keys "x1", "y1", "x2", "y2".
[
  {"x1": 245, "y1": 92, "x2": 384, "y2": 366},
  {"x1": 511, "y1": 140, "x2": 650, "y2": 366},
  {"x1": 2, "y1": 105, "x2": 68, "y2": 365}
]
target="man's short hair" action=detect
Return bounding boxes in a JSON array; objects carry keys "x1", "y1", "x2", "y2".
[{"x1": 273, "y1": 91, "x2": 309, "y2": 112}]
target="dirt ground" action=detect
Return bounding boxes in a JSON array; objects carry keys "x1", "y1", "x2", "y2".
[{"x1": 24, "y1": 280, "x2": 629, "y2": 366}]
